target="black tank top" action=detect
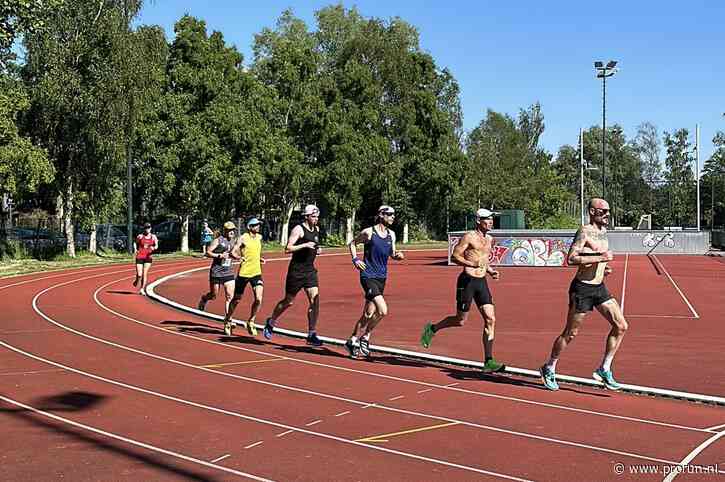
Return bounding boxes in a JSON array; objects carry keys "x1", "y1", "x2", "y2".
[{"x1": 289, "y1": 224, "x2": 319, "y2": 273}]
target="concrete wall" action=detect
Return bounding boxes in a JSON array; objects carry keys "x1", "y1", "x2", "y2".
[{"x1": 447, "y1": 229, "x2": 711, "y2": 266}]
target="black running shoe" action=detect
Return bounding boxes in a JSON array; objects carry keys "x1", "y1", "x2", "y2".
[
  {"x1": 359, "y1": 337, "x2": 370, "y2": 357},
  {"x1": 306, "y1": 333, "x2": 323, "y2": 346}
]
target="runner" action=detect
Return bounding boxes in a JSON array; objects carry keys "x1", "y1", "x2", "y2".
[
  {"x1": 133, "y1": 222, "x2": 158, "y2": 295},
  {"x1": 419, "y1": 208, "x2": 506, "y2": 374},
  {"x1": 263, "y1": 205, "x2": 324, "y2": 346},
  {"x1": 200, "y1": 220, "x2": 214, "y2": 255},
  {"x1": 539, "y1": 198, "x2": 628, "y2": 391},
  {"x1": 344, "y1": 205, "x2": 404, "y2": 359},
  {"x1": 198, "y1": 221, "x2": 238, "y2": 319},
  {"x1": 222, "y1": 217, "x2": 265, "y2": 337}
]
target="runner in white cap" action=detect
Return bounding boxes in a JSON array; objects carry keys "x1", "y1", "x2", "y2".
[
  {"x1": 344, "y1": 205, "x2": 405, "y2": 359},
  {"x1": 222, "y1": 217, "x2": 266, "y2": 337},
  {"x1": 419, "y1": 208, "x2": 506, "y2": 373},
  {"x1": 263, "y1": 204, "x2": 324, "y2": 346}
]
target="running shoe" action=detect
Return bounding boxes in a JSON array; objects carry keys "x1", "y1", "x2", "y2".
[
  {"x1": 224, "y1": 320, "x2": 234, "y2": 337},
  {"x1": 420, "y1": 322, "x2": 435, "y2": 348},
  {"x1": 306, "y1": 332, "x2": 323, "y2": 346},
  {"x1": 344, "y1": 338, "x2": 359, "y2": 359},
  {"x1": 359, "y1": 337, "x2": 370, "y2": 357},
  {"x1": 139, "y1": 289, "x2": 146, "y2": 296},
  {"x1": 246, "y1": 319, "x2": 257, "y2": 337},
  {"x1": 263, "y1": 318, "x2": 274, "y2": 340},
  {"x1": 593, "y1": 368, "x2": 622, "y2": 391},
  {"x1": 197, "y1": 297, "x2": 207, "y2": 312},
  {"x1": 540, "y1": 365, "x2": 559, "y2": 391},
  {"x1": 132, "y1": 276, "x2": 139, "y2": 287},
  {"x1": 482, "y1": 358, "x2": 506, "y2": 373}
]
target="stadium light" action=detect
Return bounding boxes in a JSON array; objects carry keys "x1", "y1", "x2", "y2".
[{"x1": 594, "y1": 60, "x2": 618, "y2": 202}]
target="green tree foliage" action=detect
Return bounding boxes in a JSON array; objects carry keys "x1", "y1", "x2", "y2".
[
  {"x1": 702, "y1": 130, "x2": 725, "y2": 227},
  {"x1": 663, "y1": 129, "x2": 695, "y2": 227}
]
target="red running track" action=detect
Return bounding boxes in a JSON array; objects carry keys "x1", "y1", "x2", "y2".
[{"x1": 1, "y1": 254, "x2": 724, "y2": 481}]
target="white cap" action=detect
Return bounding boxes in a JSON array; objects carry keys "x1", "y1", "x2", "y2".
[
  {"x1": 302, "y1": 204, "x2": 319, "y2": 216},
  {"x1": 475, "y1": 208, "x2": 499, "y2": 219},
  {"x1": 378, "y1": 205, "x2": 395, "y2": 215}
]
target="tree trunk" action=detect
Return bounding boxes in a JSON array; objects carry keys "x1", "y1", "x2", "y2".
[
  {"x1": 180, "y1": 215, "x2": 189, "y2": 253},
  {"x1": 89, "y1": 222, "x2": 97, "y2": 254},
  {"x1": 280, "y1": 202, "x2": 295, "y2": 246},
  {"x1": 64, "y1": 182, "x2": 76, "y2": 258},
  {"x1": 403, "y1": 223, "x2": 409, "y2": 243},
  {"x1": 345, "y1": 211, "x2": 355, "y2": 244}
]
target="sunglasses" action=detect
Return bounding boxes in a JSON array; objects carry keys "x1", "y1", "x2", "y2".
[
  {"x1": 382, "y1": 212, "x2": 395, "y2": 216},
  {"x1": 593, "y1": 208, "x2": 610, "y2": 215}
]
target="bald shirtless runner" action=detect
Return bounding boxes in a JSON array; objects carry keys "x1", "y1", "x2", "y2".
[
  {"x1": 540, "y1": 198, "x2": 628, "y2": 391},
  {"x1": 420, "y1": 208, "x2": 505, "y2": 373}
]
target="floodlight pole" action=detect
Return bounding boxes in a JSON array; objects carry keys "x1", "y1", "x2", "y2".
[
  {"x1": 594, "y1": 61, "x2": 618, "y2": 203},
  {"x1": 580, "y1": 128, "x2": 585, "y2": 224},
  {"x1": 696, "y1": 124, "x2": 701, "y2": 231}
]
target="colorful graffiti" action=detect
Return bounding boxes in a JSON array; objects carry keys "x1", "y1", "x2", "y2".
[{"x1": 448, "y1": 235, "x2": 573, "y2": 267}]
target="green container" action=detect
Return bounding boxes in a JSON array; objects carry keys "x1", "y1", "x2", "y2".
[{"x1": 498, "y1": 209, "x2": 525, "y2": 229}]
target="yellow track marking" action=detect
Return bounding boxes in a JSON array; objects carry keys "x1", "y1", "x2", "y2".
[
  {"x1": 200, "y1": 358, "x2": 285, "y2": 368},
  {"x1": 356, "y1": 422, "x2": 460, "y2": 443}
]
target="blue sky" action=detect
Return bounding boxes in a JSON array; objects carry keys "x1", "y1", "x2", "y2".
[{"x1": 136, "y1": 0, "x2": 724, "y2": 164}]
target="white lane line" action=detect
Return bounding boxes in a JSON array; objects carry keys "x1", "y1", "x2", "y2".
[
  {"x1": 244, "y1": 442, "x2": 264, "y2": 450},
  {"x1": 305, "y1": 420, "x2": 322, "y2": 427},
  {"x1": 28, "y1": 280, "x2": 701, "y2": 472},
  {"x1": 445, "y1": 383, "x2": 459, "y2": 387},
  {"x1": 276, "y1": 430, "x2": 294, "y2": 438},
  {"x1": 0, "y1": 344, "x2": 532, "y2": 482},
  {"x1": 210, "y1": 454, "x2": 230, "y2": 463},
  {"x1": 703, "y1": 423, "x2": 725, "y2": 431},
  {"x1": 0, "y1": 368, "x2": 65, "y2": 376},
  {"x1": 621, "y1": 253, "x2": 629, "y2": 314},
  {"x1": 663, "y1": 430, "x2": 725, "y2": 481},
  {"x1": 389, "y1": 396, "x2": 404, "y2": 401},
  {"x1": 625, "y1": 315, "x2": 697, "y2": 319},
  {"x1": 92, "y1": 273, "x2": 718, "y2": 435},
  {"x1": 334, "y1": 411, "x2": 351, "y2": 417},
  {"x1": 0, "y1": 395, "x2": 272, "y2": 481},
  {"x1": 651, "y1": 255, "x2": 700, "y2": 319}
]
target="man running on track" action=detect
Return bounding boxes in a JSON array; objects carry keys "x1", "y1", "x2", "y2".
[
  {"x1": 344, "y1": 205, "x2": 405, "y2": 359},
  {"x1": 198, "y1": 221, "x2": 239, "y2": 318},
  {"x1": 133, "y1": 222, "x2": 158, "y2": 295},
  {"x1": 263, "y1": 205, "x2": 324, "y2": 346},
  {"x1": 420, "y1": 208, "x2": 506, "y2": 374},
  {"x1": 539, "y1": 198, "x2": 628, "y2": 391},
  {"x1": 223, "y1": 217, "x2": 266, "y2": 337}
]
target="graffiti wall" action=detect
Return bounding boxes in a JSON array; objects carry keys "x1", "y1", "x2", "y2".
[{"x1": 447, "y1": 234, "x2": 573, "y2": 267}]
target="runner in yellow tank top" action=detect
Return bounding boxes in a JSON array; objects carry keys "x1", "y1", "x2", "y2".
[{"x1": 223, "y1": 218, "x2": 266, "y2": 337}]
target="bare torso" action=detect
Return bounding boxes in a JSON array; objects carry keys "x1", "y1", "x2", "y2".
[
  {"x1": 575, "y1": 224, "x2": 609, "y2": 284},
  {"x1": 460, "y1": 230, "x2": 493, "y2": 279}
]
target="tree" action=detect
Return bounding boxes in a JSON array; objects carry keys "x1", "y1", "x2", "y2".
[
  {"x1": 702, "y1": 131, "x2": 725, "y2": 228},
  {"x1": 632, "y1": 121, "x2": 662, "y2": 215},
  {"x1": 663, "y1": 129, "x2": 695, "y2": 227}
]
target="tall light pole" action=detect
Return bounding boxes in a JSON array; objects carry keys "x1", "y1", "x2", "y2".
[
  {"x1": 594, "y1": 60, "x2": 618, "y2": 201},
  {"x1": 580, "y1": 128, "x2": 599, "y2": 224}
]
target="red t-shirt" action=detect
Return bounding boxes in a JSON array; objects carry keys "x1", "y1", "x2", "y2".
[{"x1": 136, "y1": 234, "x2": 158, "y2": 260}]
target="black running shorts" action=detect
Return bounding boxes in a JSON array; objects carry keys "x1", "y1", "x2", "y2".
[
  {"x1": 569, "y1": 278, "x2": 613, "y2": 313},
  {"x1": 285, "y1": 269, "x2": 319, "y2": 295},
  {"x1": 456, "y1": 272, "x2": 493, "y2": 312},
  {"x1": 234, "y1": 275, "x2": 263, "y2": 297},
  {"x1": 360, "y1": 277, "x2": 386, "y2": 301}
]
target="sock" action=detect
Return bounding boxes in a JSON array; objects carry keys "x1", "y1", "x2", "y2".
[
  {"x1": 362, "y1": 333, "x2": 370, "y2": 341},
  {"x1": 601, "y1": 354, "x2": 614, "y2": 372},
  {"x1": 350, "y1": 335, "x2": 357, "y2": 343},
  {"x1": 485, "y1": 356, "x2": 492, "y2": 362},
  {"x1": 545, "y1": 358, "x2": 558, "y2": 371},
  {"x1": 308, "y1": 330, "x2": 316, "y2": 337}
]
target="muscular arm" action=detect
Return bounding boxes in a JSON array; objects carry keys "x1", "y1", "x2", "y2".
[
  {"x1": 451, "y1": 234, "x2": 479, "y2": 268},
  {"x1": 230, "y1": 235, "x2": 245, "y2": 260},
  {"x1": 348, "y1": 228, "x2": 371, "y2": 260},
  {"x1": 205, "y1": 238, "x2": 220, "y2": 258},
  {"x1": 567, "y1": 227, "x2": 610, "y2": 265},
  {"x1": 285, "y1": 226, "x2": 307, "y2": 254}
]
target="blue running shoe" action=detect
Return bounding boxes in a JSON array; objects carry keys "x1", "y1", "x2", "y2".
[
  {"x1": 306, "y1": 332, "x2": 323, "y2": 346},
  {"x1": 593, "y1": 368, "x2": 622, "y2": 391},
  {"x1": 263, "y1": 318, "x2": 274, "y2": 340},
  {"x1": 540, "y1": 365, "x2": 559, "y2": 391}
]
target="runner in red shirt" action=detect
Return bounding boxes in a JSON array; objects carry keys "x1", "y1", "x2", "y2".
[{"x1": 134, "y1": 223, "x2": 158, "y2": 295}]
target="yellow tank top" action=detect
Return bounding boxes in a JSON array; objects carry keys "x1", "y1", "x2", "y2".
[{"x1": 238, "y1": 232, "x2": 262, "y2": 277}]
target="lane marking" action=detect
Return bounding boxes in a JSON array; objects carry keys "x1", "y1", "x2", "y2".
[
  {"x1": 210, "y1": 454, "x2": 230, "y2": 463},
  {"x1": 0, "y1": 368, "x2": 66, "y2": 377},
  {"x1": 0, "y1": 343, "x2": 532, "y2": 482},
  {"x1": 663, "y1": 429, "x2": 725, "y2": 481},
  {"x1": 625, "y1": 314, "x2": 697, "y2": 319},
  {"x1": 357, "y1": 422, "x2": 460, "y2": 443},
  {"x1": 704, "y1": 423, "x2": 725, "y2": 431},
  {"x1": 244, "y1": 441, "x2": 264, "y2": 450},
  {"x1": 445, "y1": 383, "x2": 459, "y2": 387},
  {"x1": 388, "y1": 395, "x2": 404, "y2": 401},
  {"x1": 200, "y1": 359, "x2": 285, "y2": 368},
  {"x1": 651, "y1": 255, "x2": 700, "y2": 319},
  {"x1": 276, "y1": 430, "x2": 294, "y2": 438},
  {"x1": 305, "y1": 420, "x2": 322, "y2": 427},
  {"x1": 334, "y1": 411, "x2": 351, "y2": 417},
  {"x1": 621, "y1": 253, "x2": 629, "y2": 314},
  {"x1": 0, "y1": 394, "x2": 273, "y2": 481},
  {"x1": 92, "y1": 273, "x2": 723, "y2": 433}
]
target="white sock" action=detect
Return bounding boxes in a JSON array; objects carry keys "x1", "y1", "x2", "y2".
[
  {"x1": 545, "y1": 358, "x2": 558, "y2": 371},
  {"x1": 601, "y1": 354, "x2": 614, "y2": 372}
]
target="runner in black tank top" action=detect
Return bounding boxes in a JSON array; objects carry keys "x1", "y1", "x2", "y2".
[
  {"x1": 264, "y1": 205, "x2": 324, "y2": 346},
  {"x1": 198, "y1": 221, "x2": 240, "y2": 318}
]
